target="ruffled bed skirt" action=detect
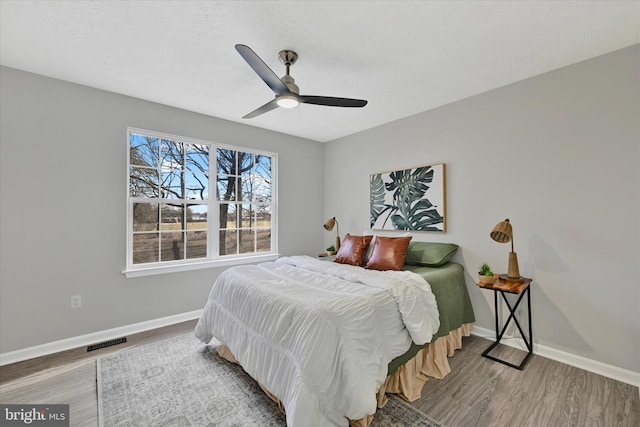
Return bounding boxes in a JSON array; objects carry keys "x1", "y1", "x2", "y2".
[{"x1": 216, "y1": 322, "x2": 473, "y2": 426}]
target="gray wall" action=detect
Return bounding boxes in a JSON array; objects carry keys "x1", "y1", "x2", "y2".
[
  {"x1": 0, "y1": 66, "x2": 324, "y2": 353},
  {"x1": 324, "y1": 45, "x2": 639, "y2": 372}
]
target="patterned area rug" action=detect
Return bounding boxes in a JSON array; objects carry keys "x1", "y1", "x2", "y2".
[{"x1": 98, "y1": 333, "x2": 441, "y2": 427}]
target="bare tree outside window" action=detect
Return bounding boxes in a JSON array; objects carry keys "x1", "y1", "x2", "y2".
[
  {"x1": 127, "y1": 129, "x2": 274, "y2": 269},
  {"x1": 217, "y1": 148, "x2": 272, "y2": 256}
]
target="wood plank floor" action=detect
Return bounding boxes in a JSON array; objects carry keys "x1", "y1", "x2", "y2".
[
  {"x1": 1, "y1": 320, "x2": 638, "y2": 426},
  {"x1": 416, "y1": 337, "x2": 639, "y2": 426}
]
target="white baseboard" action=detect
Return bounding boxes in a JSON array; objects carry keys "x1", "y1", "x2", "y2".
[
  {"x1": 0, "y1": 310, "x2": 203, "y2": 367},
  {"x1": 471, "y1": 325, "x2": 640, "y2": 388}
]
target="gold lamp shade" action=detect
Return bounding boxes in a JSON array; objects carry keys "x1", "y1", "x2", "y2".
[
  {"x1": 323, "y1": 217, "x2": 341, "y2": 250},
  {"x1": 490, "y1": 218, "x2": 522, "y2": 281}
]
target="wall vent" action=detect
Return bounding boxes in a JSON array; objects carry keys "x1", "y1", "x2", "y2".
[{"x1": 87, "y1": 337, "x2": 127, "y2": 352}]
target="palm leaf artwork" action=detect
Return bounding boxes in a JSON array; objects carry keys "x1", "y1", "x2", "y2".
[
  {"x1": 370, "y1": 164, "x2": 445, "y2": 232},
  {"x1": 369, "y1": 173, "x2": 389, "y2": 227}
]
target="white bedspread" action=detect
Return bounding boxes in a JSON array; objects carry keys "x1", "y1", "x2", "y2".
[{"x1": 194, "y1": 255, "x2": 439, "y2": 427}]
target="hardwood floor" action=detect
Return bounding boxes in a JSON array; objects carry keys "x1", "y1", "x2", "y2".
[
  {"x1": 416, "y1": 337, "x2": 639, "y2": 426},
  {"x1": 0, "y1": 321, "x2": 197, "y2": 427},
  {"x1": 1, "y1": 321, "x2": 638, "y2": 426}
]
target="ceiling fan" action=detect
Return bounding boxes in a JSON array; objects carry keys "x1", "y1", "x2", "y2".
[{"x1": 235, "y1": 44, "x2": 368, "y2": 119}]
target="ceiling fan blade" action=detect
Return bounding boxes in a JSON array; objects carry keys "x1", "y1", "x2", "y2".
[
  {"x1": 300, "y1": 96, "x2": 368, "y2": 108},
  {"x1": 243, "y1": 99, "x2": 279, "y2": 119},
  {"x1": 235, "y1": 44, "x2": 288, "y2": 95}
]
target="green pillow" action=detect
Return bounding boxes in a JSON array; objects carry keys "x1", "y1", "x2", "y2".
[{"x1": 404, "y1": 242, "x2": 459, "y2": 267}]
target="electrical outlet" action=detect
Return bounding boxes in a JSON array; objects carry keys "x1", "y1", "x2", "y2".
[{"x1": 71, "y1": 295, "x2": 82, "y2": 309}]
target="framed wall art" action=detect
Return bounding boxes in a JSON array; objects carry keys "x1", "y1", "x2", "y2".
[{"x1": 370, "y1": 163, "x2": 446, "y2": 232}]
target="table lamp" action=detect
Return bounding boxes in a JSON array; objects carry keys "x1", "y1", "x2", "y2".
[
  {"x1": 490, "y1": 218, "x2": 522, "y2": 281},
  {"x1": 323, "y1": 217, "x2": 341, "y2": 250}
]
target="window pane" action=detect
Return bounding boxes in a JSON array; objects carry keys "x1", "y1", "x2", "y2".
[
  {"x1": 240, "y1": 152, "x2": 254, "y2": 176},
  {"x1": 219, "y1": 204, "x2": 236, "y2": 229},
  {"x1": 219, "y1": 229, "x2": 237, "y2": 256},
  {"x1": 217, "y1": 176, "x2": 236, "y2": 201},
  {"x1": 186, "y1": 172, "x2": 208, "y2": 200},
  {"x1": 256, "y1": 229, "x2": 271, "y2": 252},
  {"x1": 161, "y1": 139, "x2": 184, "y2": 171},
  {"x1": 239, "y1": 229, "x2": 255, "y2": 254},
  {"x1": 217, "y1": 148, "x2": 237, "y2": 176},
  {"x1": 238, "y1": 177, "x2": 249, "y2": 202},
  {"x1": 251, "y1": 176, "x2": 271, "y2": 203},
  {"x1": 238, "y1": 177, "x2": 272, "y2": 203},
  {"x1": 133, "y1": 233, "x2": 159, "y2": 264},
  {"x1": 130, "y1": 134, "x2": 159, "y2": 168},
  {"x1": 188, "y1": 205, "x2": 207, "y2": 229},
  {"x1": 254, "y1": 155, "x2": 271, "y2": 178},
  {"x1": 161, "y1": 170, "x2": 184, "y2": 199},
  {"x1": 160, "y1": 204, "x2": 184, "y2": 230},
  {"x1": 130, "y1": 167, "x2": 159, "y2": 197},
  {"x1": 161, "y1": 232, "x2": 184, "y2": 261},
  {"x1": 186, "y1": 230, "x2": 207, "y2": 259},
  {"x1": 185, "y1": 144, "x2": 209, "y2": 174},
  {"x1": 256, "y1": 205, "x2": 271, "y2": 226},
  {"x1": 240, "y1": 204, "x2": 254, "y2": 228},
  {"x1": 133, "y1": 203, "x2": 159, "y2": 231}
]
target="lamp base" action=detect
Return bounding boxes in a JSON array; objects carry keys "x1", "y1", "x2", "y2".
[
  {"x1": 499, "y1": 274, "x2": 524, "y2": 282},
  {"x1": 506, "y1": 251, "x2": 521, "y2": 281}
]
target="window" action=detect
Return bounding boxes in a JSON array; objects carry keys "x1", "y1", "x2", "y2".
[{"x1": 125, "y1": 128, "x2": 277, "y2": 277}]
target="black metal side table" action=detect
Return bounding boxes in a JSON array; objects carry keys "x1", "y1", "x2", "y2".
[{"x1": 477, "y1": 276, "x2": 533, "y2": 370}]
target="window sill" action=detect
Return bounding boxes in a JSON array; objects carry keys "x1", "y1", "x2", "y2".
[{"x1": 122, "y1": 253, "x2": 281, "y2": 278}]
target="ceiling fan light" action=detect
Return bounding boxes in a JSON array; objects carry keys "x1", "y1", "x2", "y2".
[{"x1": 276, "y1": 94, "x2": 299, "y2": 109}]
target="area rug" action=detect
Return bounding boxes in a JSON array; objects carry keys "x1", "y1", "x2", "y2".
[{"x1": 97, "y1": 333, "x2": 441, "y2": 427}]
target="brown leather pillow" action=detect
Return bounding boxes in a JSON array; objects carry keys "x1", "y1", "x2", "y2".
[
  {"x1": 364, "y1": 236, "x2": 413, "y2": 271},
  {"x1": 334, "y1": 234, "x2": 373, "y2": 266}
]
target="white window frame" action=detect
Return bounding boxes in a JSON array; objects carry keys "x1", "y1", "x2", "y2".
[{"x1": 123, "y1": 127, "x2": 278, "y2": 278}]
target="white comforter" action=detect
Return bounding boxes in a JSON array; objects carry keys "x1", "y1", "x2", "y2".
[{"x1": 194, "y1": 255, "x2": 439, "y2": 427}]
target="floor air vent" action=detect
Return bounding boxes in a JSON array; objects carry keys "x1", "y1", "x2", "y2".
[{"x1": 87, "y1": 337, "x2": 127, "y2": 352}]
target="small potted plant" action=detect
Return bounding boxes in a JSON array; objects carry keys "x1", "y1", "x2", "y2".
[
  {"x1": 326, "y1": 245, "x2": 336, "y2": 256},
  {"x1": 478, "y1": 263, "x2": 495, "y2": 284}
]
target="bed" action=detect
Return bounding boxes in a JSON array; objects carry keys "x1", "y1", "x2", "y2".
[{"x1": 195, "y1": 237, "x2": 475, "y2": 427}]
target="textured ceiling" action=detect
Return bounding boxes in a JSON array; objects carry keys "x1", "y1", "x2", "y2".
[{"x1": 1, "y1": 1, "x2": 638, "y2": 142}]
